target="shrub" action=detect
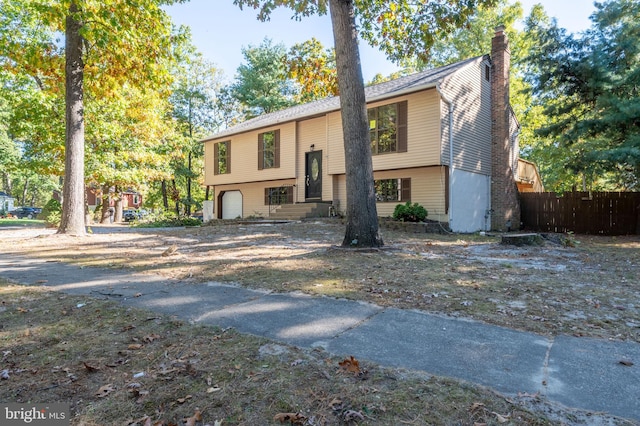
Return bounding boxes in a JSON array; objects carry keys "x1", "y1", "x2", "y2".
[
  {"x1": 40, "y1": 199, "x2": 62, "y2": 228},
  {"x1": 133, "y1": 212, "x2": 201, "y2": 228},
  {"x1": 393, "y1": 201, "x2": 428, "y2": 222}
]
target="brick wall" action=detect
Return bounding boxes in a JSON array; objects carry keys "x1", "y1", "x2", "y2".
[{"x1": 490, "y1": 26, "x2": 521, "y2": 231}]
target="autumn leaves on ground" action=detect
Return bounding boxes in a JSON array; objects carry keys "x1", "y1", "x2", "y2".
[{"x1": 1, "y1": 220, "x2": 639, "y2": 425}]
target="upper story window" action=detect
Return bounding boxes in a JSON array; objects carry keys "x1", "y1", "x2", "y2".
[
  {"x1": 368, "y1": 100, "x2": 408, "y2": 155},
  {"x1": 214, "y1": 141, "x2": 230, "y2": 175},
  {"x1": 258, "y1": 130, "x2": 280, "y2": 170}
]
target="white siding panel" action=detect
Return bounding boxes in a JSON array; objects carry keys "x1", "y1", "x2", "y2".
[{"x1": 450, "y1": 169, "x2": 491, "y2": 232}]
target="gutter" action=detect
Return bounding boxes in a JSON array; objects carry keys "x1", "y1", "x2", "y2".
[{"x1": 436, "y1": 83, "x2": 454, "y2": 228}]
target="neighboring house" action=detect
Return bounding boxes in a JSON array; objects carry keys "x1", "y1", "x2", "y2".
[
  {"x1": 202, "y1": 27, "x2": 526, "y2": 232},
  {"x1": 0, "y1": 191, "x2": 15, "y2": 213},
  {"x1": 54, "y1": 187, "x2": 142, "y2": 211},
  {"x1": 516, "y1": 158, "x2": 544, "y2": 193}
]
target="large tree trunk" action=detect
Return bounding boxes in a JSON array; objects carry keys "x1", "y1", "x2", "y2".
[
  {"x1": 329, "y1": 0, "x2": 383, "y2": 248},
  {"x1": 58, "y1": 1, "x2": 86, "y2": 236}
]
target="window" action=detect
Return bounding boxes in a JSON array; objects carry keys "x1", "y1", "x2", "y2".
[
  {"x1": 265, "y1": 186, "x2": 293, "y2": 205},
  {"x1": 258, "y1": 130, "x2": 280, "y2": 170},
  {"x1": 368, "y1": 101, "x2": 407, "y2": 155},
  {"x1": 374, "y1": 178, "x2": 411, "y2": 202},
  {"x1": 214, "y1": 141, "x2": 230, "y2": 175}
]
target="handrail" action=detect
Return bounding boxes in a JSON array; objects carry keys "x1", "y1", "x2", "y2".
[{"x1": 268, "y1": 184, "x2": 296, "y2": 217}]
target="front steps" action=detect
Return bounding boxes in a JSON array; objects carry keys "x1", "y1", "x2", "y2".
[{"x1": 269, "y1": 202, "x2": 333, "y2": 220}]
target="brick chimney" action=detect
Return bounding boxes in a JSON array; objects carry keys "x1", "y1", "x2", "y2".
[{"x1": 490, "y1": 25, "x2": 520, "y2": 231}]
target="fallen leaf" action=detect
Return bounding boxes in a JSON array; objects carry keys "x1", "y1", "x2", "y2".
[
  {"x1": 162, "y1": 245, "x2": 178, "y2": 257},
  {"x1": 83, "y1": 362, "x2": 101, "y2": 372},
  {"x1": 143, "y1": 334, "x2": 161, "y2": 343},
  {"x1": 1, "y1": 369, "x2": 9, "y2": 380},
  {"x1": 176, "y1": 395, "x2": 192, "y2": 404},
  {"x1": 95, "y1": 383, "x2": 115, "y2": 398},
  {"x1": 329, "y1": 398, "x2": 343, "y2": 411},
  {"x1": 338, "y1": 356, "x2": 361, "y2": 374},
  {"x1": 134, "y1": 293, "x2": 143, "y2": 298},
  {"x1": 183, "y1": 409, "x2": 202, "y2": 426},
  {"x1": 619, "y1": 359, "x2": 634, "y2": 367},
  {"x1": 492, "y1": 412, "x2": 510, "y2": 423},
  {"x1": 128, "y1": 344, "x2": 143, "y2": 350},
  {"x1": 469, "y1": 402, "x2": 486, "y2": 412},
  {"x1": 17, "y1": 307, "x2": 28, "y2": 313},
  {"x1": 121, "y1": 325, "x2": 136, "y2": 332},
  {"x1": 342, "y1": 410, "x2": 365, "y2": 421},
  {"x1": 273, "y1": 413, "x2": 306, "y2": 424},
  {"x1": 35, "y1": 279, "x2": 48, "y2": 284}
]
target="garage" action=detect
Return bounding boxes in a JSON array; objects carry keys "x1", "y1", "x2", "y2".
[{"x1": 221, "y1": 190, "x2": 242, "y2": 219}]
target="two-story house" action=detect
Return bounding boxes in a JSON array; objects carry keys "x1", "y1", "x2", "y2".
[{"x1": 202, "y1": 27, "x2": 522, "y2": 232}]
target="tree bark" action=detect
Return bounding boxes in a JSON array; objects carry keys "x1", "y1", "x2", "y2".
[
  {"x1": 186, "y1": 151, "x2": 192, "y2": 216},
  {"x1": 161, "y1": 180, "x2": 169, "y2": 210},
  {"x1": 100, "y1": 184, "x2": 111, "y2": 223},
  {"x1": 21, "y1": 177, "x2": 29, "y2": 206},
  {"x1": 329, "y1": 0, "x2": 383, "y2": 247},
  {"x1": 58, "y1": 1, "x2": 86, "y2": 235}
]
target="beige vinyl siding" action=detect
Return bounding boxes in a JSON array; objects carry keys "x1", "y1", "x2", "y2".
[
  {"x1": 204, "y1": 122, "x2": 296, "y2": 186},
  {"x1": 213, "y1": 179, "x2": 296, "y2": 218},
  {"x1": 333, "y1": 167, "x2": 448, "y2": 223},
  {"x1": 326, "y1": 111, "x2": 345, "y2": 175},
  {"x1": 327, "y1": 91, "x2": 442, "y2": 175},
  {"x1": 296, "y1": 116, "x2": 332, "y2": 202},
  {"x1": 439, "y1": 57, "x2": 491, "y2": 175}
]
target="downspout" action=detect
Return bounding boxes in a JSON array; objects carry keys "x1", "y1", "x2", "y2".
[{"x1": 436, "y1": 83, "x2": 454, "y2": 229}]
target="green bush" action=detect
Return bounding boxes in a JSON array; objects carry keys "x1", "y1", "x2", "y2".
[
  {"x1": 40, "y1": 199, "x2": 62, "y2": 227},
  {"x1": 393, "y1": 201, "x2": 428, "y2": 222},
  {"x1": 133, "y1": 212, "x2": 201, "y2": 228}
]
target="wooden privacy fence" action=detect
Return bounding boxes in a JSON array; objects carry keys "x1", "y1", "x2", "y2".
[{"x1": 520, "y1": 192, "x2": 640, "y2": 235}]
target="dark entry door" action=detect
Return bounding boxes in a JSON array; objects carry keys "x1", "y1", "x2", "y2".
[{"x1": 305, "y1": 150, "x2": 322, "y2": 200}]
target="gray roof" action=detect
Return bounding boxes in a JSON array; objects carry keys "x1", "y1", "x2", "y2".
[{"x1": 202, "y1": 55, "x2": 483, "y2": 141}]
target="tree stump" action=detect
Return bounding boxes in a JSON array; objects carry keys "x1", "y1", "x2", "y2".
[{"x1": 501, "y1": 233, "x2": 544, "y2": 246}]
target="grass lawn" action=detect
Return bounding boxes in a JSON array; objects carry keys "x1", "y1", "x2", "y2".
[{"x1": 0, "y1": 218, "x2": 45, "y2": 227}]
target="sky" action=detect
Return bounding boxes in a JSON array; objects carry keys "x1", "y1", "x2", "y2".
[{"x1": 165, "y1": 0, "x2": 597, "y2": 82}]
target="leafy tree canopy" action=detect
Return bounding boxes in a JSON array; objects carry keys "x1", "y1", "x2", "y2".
[
  {"x1": 526, "y1": 0, "x2": 640, "y2": 190},
  {"x1": 230, "y1": 38, "x2": 297, "y2": 118}
]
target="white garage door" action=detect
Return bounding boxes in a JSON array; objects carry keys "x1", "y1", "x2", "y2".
[{"x1": 222, "y1": 191, "x2": 243, "y2": 219}]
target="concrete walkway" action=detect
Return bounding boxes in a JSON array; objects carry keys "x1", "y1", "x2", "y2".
[{"x1": 0, "y1": 253, "x2": 638, "y2": 423}]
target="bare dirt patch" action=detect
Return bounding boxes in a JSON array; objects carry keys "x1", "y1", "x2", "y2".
[
  {"x1": 3, "y1": 220, "x2": 639, "y2": 343},
  {"x1": 2, "y1": 221, "x2": 639, "y2": 425}
]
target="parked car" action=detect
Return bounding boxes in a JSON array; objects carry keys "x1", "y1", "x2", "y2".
[
  {"x1": 123, "y1": 209, "x2": 139, "y2": 222},
  {"x1": 10, "y1": 207, "x2": 42, "y2": 219}
]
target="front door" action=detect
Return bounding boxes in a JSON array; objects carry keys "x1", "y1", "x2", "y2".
[{"x1": 305, "y1": 150, "x2": 322, "y2": 200}]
